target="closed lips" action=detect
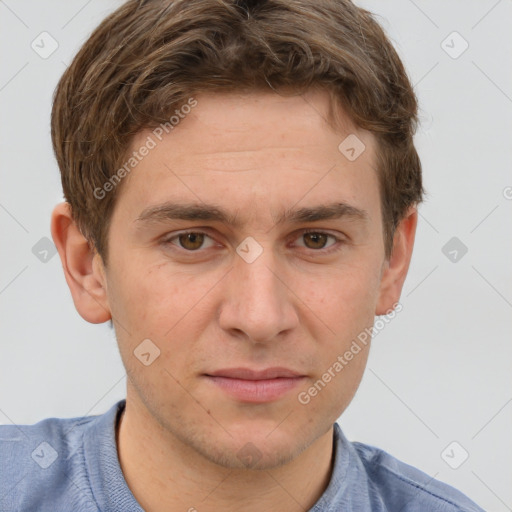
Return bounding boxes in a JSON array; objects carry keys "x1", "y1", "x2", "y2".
[
  {"x1": 204, "y1": 368, "x2": 307, "y2": 403},
  {"x1": 205, "y1": 367, "x2": 305, "y2": 380}
]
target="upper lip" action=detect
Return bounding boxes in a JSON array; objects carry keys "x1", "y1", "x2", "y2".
[{"x1": 206, "y1": 367, "x2": 305, "y2": 380}]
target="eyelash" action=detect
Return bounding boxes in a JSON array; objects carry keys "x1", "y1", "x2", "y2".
[{"x1": 161, "y1": 229, "x2": 345, "y2": 255}]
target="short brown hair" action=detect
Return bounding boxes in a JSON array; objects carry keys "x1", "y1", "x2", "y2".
[{"x1": 51, "y1": 0, "x2": 423, "y2": 261}]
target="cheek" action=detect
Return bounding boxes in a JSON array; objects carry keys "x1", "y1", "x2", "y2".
[
  {"x1": 297, "y1": 272, "x2": 375, "y2": 420},
  {"x1": 108, "y1": 261, "x2": 212, "y2": 331},
  {"x1": 107, "y1": 262, "x2": 230, "y2": 382},
  {"x1": 305, "y1": 262, "x2": 381, "y2": 331},
  {"x1": 301, "y1": 261, "x2": 380, "y2": 404}
]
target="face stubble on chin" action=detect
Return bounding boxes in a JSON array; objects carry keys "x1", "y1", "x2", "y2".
[{"x1": 104, "y1": 90, "x2": 389, "y2": 472}]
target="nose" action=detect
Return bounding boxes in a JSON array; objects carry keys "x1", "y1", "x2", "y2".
[{"x1": 218, "y1": 245, "x2": 299, "y2": 344}]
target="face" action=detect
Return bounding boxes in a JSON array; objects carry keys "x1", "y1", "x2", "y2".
[{"x1": 100, "y1": 90, "x2": 391, "y2": 469}]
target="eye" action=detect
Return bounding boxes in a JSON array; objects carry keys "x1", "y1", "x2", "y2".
[
  {"x1": 294, "y1": 230, "x2": 342, "y2": 252},
  {"x1": 164, "y1": 231, "x2": 216, "y2": 251},
  {"x1": 161, "y1": 229, "x2": 344, "y2": 254}
]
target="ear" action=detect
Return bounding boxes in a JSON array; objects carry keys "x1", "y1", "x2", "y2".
[
  {"x1": 375, "y1": 207, "x2": 418, "y2": 315},
  {"x1": 50, "y1": 202, "x2": 111, "y2": 323}
]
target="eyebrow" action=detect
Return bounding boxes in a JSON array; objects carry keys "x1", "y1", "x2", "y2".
[{"x1": 135, "y1": 201, "x2": 369, "y2": 228}]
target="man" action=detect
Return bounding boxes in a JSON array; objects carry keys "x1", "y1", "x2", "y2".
[{"x1": 0, "y1": 0, "x2": 485, "y2": 510}]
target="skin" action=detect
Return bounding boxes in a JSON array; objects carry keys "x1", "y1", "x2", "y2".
[{"x1": 51, "y1": 89, "x2": 417, "y2": 512}]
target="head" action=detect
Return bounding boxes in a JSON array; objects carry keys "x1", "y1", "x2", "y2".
[{"x1": 51, "y1": 0, "x2": 423, "y2": 470}]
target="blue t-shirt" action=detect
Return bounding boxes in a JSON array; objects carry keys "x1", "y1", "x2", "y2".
[{"x1": 0, "y1": 399, "x2": 484, "y2": 511}]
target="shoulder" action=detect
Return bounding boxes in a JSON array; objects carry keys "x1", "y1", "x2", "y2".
[
  {"x1": 352, "y1": 439, "x2": 485, "y2": 512},
  {"x1": 0, "y1": 404, "x2": 120, "y2": 512}
]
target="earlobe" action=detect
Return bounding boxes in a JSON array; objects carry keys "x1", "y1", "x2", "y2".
[
  {"x1": 50, "y1": 202, "x2": 111, "y2": 324},
  {"x1": 375, "y1": 207, "x2": 418, "y2": 316}
]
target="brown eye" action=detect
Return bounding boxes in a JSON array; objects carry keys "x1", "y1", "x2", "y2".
[
  {"x1": 303, "y1": 232, "x2": 330, "y2": 249},
  {"x1": 177, "y1": 232, "x2": 205, "y2": 250},
  {"x1": 294, "y1": 230, "x2": 341, "y2": 253},
  {"x1": 163, "y1": 230, "x2": 217, "y2": 254}
]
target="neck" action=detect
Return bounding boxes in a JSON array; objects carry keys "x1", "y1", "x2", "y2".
[{"x1": 116, "y1": 397, "x2": 335, "y2": 512}]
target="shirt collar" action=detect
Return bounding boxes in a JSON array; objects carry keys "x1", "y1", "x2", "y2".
[{"x1": 83, "y1": 399, "x2": 367, "y2": 512}]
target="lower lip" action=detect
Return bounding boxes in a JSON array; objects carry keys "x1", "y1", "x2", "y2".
[{"x1": 205, "y1": 376, "x2": 306, "y2": 403}]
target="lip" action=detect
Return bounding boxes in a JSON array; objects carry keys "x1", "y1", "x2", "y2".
[
  {"x1": 207, "y1": 367, "x2": 304, "y2": 380},
  {"x1": 204, "y1": 367, "x2": 306, "y2": 403}
]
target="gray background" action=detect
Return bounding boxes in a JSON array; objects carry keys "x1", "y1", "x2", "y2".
[{"x1": 0, "y1": 1, "x2": 511, "y2": 510}]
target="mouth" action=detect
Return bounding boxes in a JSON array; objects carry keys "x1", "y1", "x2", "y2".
[{"x1": 203, "y1": 367, "x2": 307, "y2": 403}]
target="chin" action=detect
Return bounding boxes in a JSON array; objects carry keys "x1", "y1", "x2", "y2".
[
  {"x1": 189, "y1": 421, "x2": 317, "y2": 471},
  {"x1": 203, "y1": 438, "x2": 303, "y2": 470}
]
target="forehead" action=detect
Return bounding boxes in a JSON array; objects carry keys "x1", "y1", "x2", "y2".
[
  {"x1": 115, "y1": 90, "x2": 380, "y2": 228},
  {"x1": 171, "y1": 90, "x2": 358, "y2": 156}
]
